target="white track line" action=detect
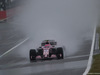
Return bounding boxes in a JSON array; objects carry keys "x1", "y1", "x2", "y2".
[
  {"x1": 83, "y1": 26, "x2": 96, "y2": 75},
  {"x1": 0, "y1": 16, "x2": 12, "y2": 22},
  {"x1": 0, "y1": 17, "x2": 8, "y2": 22},
  {"x1": 0, "y1": 37, "x2": 29, "y2": 58},
  {"x1": 66, "y1": 55, "x2": 89, "y2": 59}
]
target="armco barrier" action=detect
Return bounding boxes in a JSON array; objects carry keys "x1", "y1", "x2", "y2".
[
  {"x1": 0, "y1": 11, "x2": 7, "y2": 21},
  {"x1": 0, "y1": 7, "x2": 20, "y2": 22}
]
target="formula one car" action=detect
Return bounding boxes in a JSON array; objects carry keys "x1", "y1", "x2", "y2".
[{"x1": 29, "y1": 40, "x2": 64, "y2": 61}]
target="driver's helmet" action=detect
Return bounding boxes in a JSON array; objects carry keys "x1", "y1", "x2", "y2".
[
  {"x1": 45, "y1": 40, "x2": 49, "y2": 44},
  {"x1": 44, "y1": 44, "x2": 50, "y2": 48}
]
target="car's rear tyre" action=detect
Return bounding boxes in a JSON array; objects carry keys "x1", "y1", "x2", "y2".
[
  {"x1": 49, "y1": 53, "x2": 52, "y2": 57},
  {"x1": 57, "y1": 47, "x2": 64, "y2": 59},
  {"x1": 30, "y1": 49, "x2": 37, "y2": 61}
]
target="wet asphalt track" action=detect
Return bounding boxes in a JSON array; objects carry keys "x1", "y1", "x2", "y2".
[{"x1": 0, "y1": 22, "x2": 92, "y2": 75}]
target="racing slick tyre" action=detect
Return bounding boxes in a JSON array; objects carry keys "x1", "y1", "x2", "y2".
[
  {"x1": 30, "y1": 49, "x2": 37, "y2": 61},
  {"x1": 49, "y1": 53, "x2": 52, "y2": 57},
  {"x1": 57, "y1": 47, "x2": 64, "y2": 59}
]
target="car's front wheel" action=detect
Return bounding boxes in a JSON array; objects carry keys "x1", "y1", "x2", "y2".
[
  {"x1": 57, "y1": 47, "x2": 64, "y2": 59},
  {"x1": 29, "y1": 49, "x2": 37, "y2": 61}
]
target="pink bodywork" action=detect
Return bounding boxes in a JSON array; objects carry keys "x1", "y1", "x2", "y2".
[
  {"x1": 37, "y1": 44, "x2": 56, "y2": 59},
  {"x1": 42, "y1": 44, "x2": 51, "y2": 58}
]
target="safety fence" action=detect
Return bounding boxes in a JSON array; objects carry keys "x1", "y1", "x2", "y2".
[{"x1": 0, "y1": 0, "x2": 20, "y2": 21}]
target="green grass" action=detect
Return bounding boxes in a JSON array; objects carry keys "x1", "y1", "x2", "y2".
[{"x1": 88, "y1": 54, "x2": 100, "y2": 73}]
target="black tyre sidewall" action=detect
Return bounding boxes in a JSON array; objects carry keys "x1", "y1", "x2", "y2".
[
  {"x1": 57, "y1": 47, "x2": 63, "y2": 59},
  {"x1": 30, "y1": 49, "x2": 36, "y2": 61}
]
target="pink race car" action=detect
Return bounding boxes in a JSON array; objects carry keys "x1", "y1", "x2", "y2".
[{"x1": 29, "y1": 40, "x2": 64, "y2": 61}]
